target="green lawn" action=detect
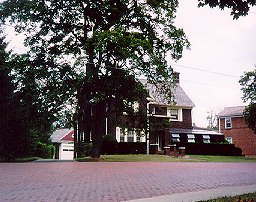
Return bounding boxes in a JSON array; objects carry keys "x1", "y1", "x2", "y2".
[
  {"x1": 197, "y1": 192, "x2": 256, "y2": 202},
  {"x1": 75, "y1": 154, "x2": 256, "y2": 163}
]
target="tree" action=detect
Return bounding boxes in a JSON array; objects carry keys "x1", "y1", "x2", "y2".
[
  {"x1": 239, "y1": 69, "x2": 256, "y2": 133},
  {"x1": 206, "y1": 110, "x2": 218, "y2": 130},
  {"x1": 198, "y1": 0, "x2": 256, "y2": 19},
  {"x1": 0, "y1": 0, "x2": 190, "y2": 158},
  {"x1": 0, "y1": 33, "x2": 29, "y2": 161}
]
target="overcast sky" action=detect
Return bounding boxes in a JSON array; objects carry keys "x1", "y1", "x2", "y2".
[
  {"x1": 3, "y1": 1, "x2": 256, "y2": 127},
  {"x1": 172, "y1": 0, "x2": 256, "y2": 127}
]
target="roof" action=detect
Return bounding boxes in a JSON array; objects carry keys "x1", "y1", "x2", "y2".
[
  {"x1": 140, "y1": 79, "x2": 195, "y2": 108},
  {"x1": 169, "y1": 128, "x2": 223, "y2": 136},
  {"x1": 217, "y1": 106, "x2": 245, "y2": 118},
  {"x1": 50, "y1": 128, "x2": 74, "y2": 143}
]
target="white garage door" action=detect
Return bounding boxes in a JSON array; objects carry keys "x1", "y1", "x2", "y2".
[{"x1": 60, "y1": 143, "x2": 74, "y2": 160}]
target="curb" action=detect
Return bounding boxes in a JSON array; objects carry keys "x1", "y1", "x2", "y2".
[{"x1": 126, "y1": 184, "x2": 256, "y2": 202}]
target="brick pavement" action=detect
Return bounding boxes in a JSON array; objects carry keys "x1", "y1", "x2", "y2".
[{"x1": 0, "y1": 162, "x2": 256, "y2": 201}]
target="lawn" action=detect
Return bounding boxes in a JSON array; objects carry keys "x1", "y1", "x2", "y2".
[
  {"x1": 197, "y1": 192, "x2": 256, "y2": 202},
  {"x1": 75, "y1": 154, "x2": 256, "y2": 163}
]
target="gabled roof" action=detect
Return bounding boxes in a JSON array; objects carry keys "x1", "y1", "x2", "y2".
[
  {"x1": 217, "y1": 106, "x2": 245, "y2": 118},
  {"x1": 140, "y1": 79, "x2": 195, "y2": 108},
  {"x1": 50, "y1": 128, "x2": 74, "y2": 143}
]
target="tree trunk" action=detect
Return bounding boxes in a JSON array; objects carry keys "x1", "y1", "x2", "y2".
[{"x1": 90, "y1": 101, "x2": 106, "y2": 158}]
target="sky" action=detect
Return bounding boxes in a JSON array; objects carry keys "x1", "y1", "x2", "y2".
[
  {"x1": 3, "y1": 1, "x2": 256, "y2": 127},
  {"x1": 171, "y1": 0, "x2": 256, "y2": 127}
]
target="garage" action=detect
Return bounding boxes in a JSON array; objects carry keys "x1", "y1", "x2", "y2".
[{"x1": 50, "y1": 128, "x2": 74, "y2": 160}]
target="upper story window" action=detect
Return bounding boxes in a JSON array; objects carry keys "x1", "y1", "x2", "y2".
[
  {"x1": 154, "y1": 106, "x2": 167, "y2": 116},
  {"x1": 169, "y1": 109, "x2": 178, "y2": 120},
  {"x1": 225, "y1": 118, "x2": 232, "y2": 129},
  {"x1": 149, "y1": 105, "x2": 182, "y2": 121}
]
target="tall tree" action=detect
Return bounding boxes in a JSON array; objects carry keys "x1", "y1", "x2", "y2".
[
  {"x1": 198, "y1": 0, "x2": 256, "y2": 19},
  {"x1": 0, "y1": 0, "x2": 190, "y2": 158},
  {"x1": 0, "y1": 33, "x2": 28, "y2": 161},
  {"x1": 239, "y1": 69, "x2": 256, "y2": 133}
]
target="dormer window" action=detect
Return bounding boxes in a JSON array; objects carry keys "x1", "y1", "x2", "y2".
[{"x1": 225, "y1": 118, "x2": 232, "y2": 129}]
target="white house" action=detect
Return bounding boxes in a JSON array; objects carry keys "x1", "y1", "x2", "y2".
[{"x1": 50, "y1": 128, "x2": 74, "y2": 160}]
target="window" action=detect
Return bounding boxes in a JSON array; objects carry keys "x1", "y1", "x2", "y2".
[
  {"x1": 187, "y1": 134, "x2": 195, "y2": 143},
  {"x1": 171, "y1": 134, "x2": 180, "y2": 143},
  {"x1": 203, "y1": 135, "x2": 210, "y2": 143},
  {"x1": 136, "y1": 135, "x2": 141, "y2": 142},
  {"x1": 225, "y1": 118, "x2": 232, "y2": 129},
  {"x1": 120, "y1": 133, "x2": 125, "y2": 142},
  {"x1": 170, "y1": 109, "x2": 179, "y2": 120},
  {"x1": 150, "y1": 106, "x2": 167, "y2": 116},
  {"x1": 226, "y1": 137, "x2": 233, "y2": 144},
  {"x1": 149, "y1": 105, "x2": 182, "y2": 121},
  {"x1": 127, "y1": 130, "x2": 134, "y2": 142}
]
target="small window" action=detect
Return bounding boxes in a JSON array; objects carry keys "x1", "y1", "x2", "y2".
[
  {"x1": 226, "y1": 137, "x2": 233, "y2": 144},
  {"x1": 136, "y1": 135, "x2": 141, "y2": 142},
  {"x1": 127, "y1": 130, "x2": 134, "y2": 142},
  {"x1": 225, "y1": 118, "x2": 232, "y2": 129},
  {"x1": 120, "y1": 131, "x2": 125, "y2": 142},
  {"x1": 187, "y1": 134, "x2": 195, "y2": 143},
  {"x1": 170, "y1": 109, "x2": 179, "y2": 120},
  {"x1": 171, "y1": 134, "x2": 180, "y2": 143},
  {"x1": 203, "y1": 135, "x2": 210, "y2": 143},
  {"x1": 155, "y1": 106, "x2": 167, "y2": 116}
]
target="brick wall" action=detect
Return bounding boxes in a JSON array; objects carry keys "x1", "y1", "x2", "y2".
[
  {"x1": 219, "y1": 117, "x2": 256, "y2": 156},
  {"x1": 171, "y1": 108, "x2": 193, "y2": 129}
]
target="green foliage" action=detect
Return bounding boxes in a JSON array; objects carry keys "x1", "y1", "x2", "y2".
[
  {"x1": 198, "y1": 0, "x2": 256, "y2": 19},
  {"x1": 198, "y1": 192, "x2": 256, "y2": 202},
  {"x1": 101, "y1": 134, "x2": 118, "y2": 155},
  {"x1": 33, "y1": 142, "x2": 55, "y2": 159},
  {"x1": 0, "y1": 0, "x2": 190, "y2": 158},
  {"x1": 239, "y1": 69, "x2": 256, "y2": 133},
  {"x1": 75, "y1": 142, "x2": 93, "y2": 157}
]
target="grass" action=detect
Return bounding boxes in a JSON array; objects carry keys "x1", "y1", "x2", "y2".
[
  {"x1": 75, "y1": 154, "x2": 256, "y2": 163},
  {"x1": 0, "y1": 157, "x2": 40, "y2": 163},
  {"x1": 197, "y1": 192, "x2": 256, "y2": 202}
]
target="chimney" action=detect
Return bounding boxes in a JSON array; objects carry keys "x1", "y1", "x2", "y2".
[{"x1": 173, "y1": 72, "x2": 180, "y2": 84}]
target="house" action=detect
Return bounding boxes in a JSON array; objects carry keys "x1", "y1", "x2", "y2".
[
  {"x1": 217, "y1": 106, "x2": 256, "y2": 156},
  {"x1": 74, "y1": 72, "x2": 225, "y2": 156},
  {"x1": 108, "y1": 72, "x2": 224, "y2": 154},
  {"x1": 50, "y1": 128, "x2": 74, "y2": 160}
]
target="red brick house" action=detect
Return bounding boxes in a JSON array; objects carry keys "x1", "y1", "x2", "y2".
[
  {"x1": 74, "y1": 72, "x2": 225, "y2": 155},
  {"x1": 110, "y1": 72, "x2": 224, "y2": 153},
  {"x1": 217, "y1": 106, "x2": 256, "y2": 156}
]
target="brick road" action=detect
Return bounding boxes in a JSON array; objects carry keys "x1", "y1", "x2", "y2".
[{"x1": 0, "y1": 162, "x2": 256, "y2": 201}]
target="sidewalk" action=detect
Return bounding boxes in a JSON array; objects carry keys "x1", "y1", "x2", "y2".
[{"x1": 127, "y1": 184, "x2": 256, "y2": 202}]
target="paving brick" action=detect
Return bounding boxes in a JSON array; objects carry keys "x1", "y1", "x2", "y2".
[{"x1": 0, "y1": 162, "x2": 256, "y2": 201}]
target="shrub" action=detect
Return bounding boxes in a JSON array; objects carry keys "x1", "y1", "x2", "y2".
[
  {"x1": 34, "y1": 142, "x2": 55, "y2": 159},
  {"x1": 76, "y1": 142, "x2": 92, "y2": 157},
  {"x1": 101, "y1": 134, "x2": 118, "y2": 155}
]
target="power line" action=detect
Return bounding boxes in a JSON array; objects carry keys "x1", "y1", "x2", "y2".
[{"x1": 171, "y1": 63, "x2": 240, "y2": 78}]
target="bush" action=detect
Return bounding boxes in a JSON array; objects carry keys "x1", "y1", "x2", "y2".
[
  {"x1": 101, "y1": 135, "x2": 118, "y2": 155},
  {"x1": 76, "y1": 142, "x2": 92, "y2": 157},
  {"x1": 34, "y1": 142, "x2": 55, "y2": 159}
]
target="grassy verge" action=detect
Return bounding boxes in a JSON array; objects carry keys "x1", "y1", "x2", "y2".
[
  {"x1": 0, "y1": 157, "x2": 40, "y2": 163},
  {"x1": 197, "y1": 192, "x2": 256, "y2": 202},
  {"x1": 75, "y1": 154, "x2": 256, "y2": 163}
]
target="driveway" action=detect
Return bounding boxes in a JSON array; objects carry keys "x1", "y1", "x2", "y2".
[{"x1": 0, "y1": 162, "x2": 256, "y2": 201}]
